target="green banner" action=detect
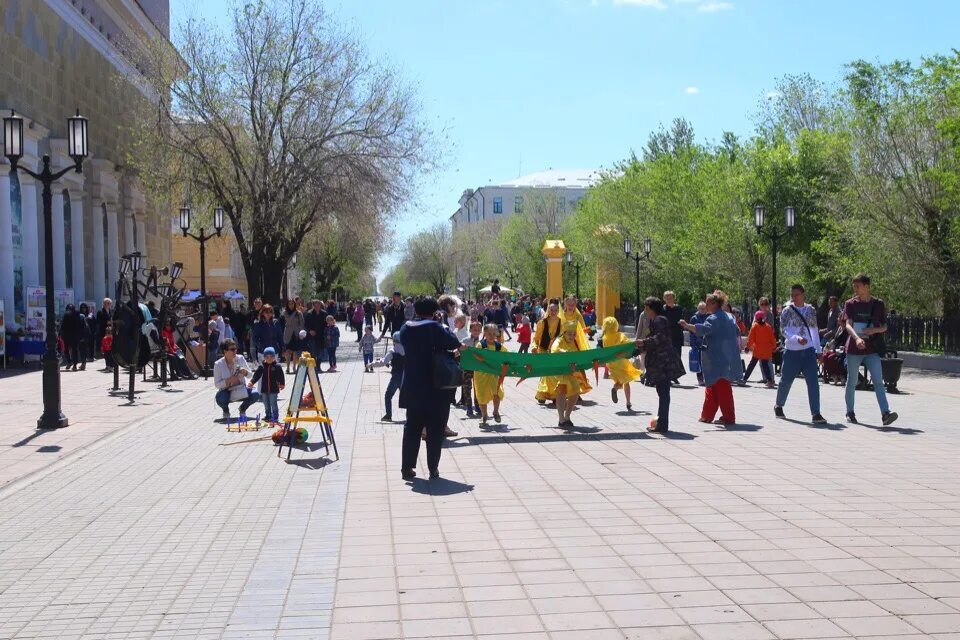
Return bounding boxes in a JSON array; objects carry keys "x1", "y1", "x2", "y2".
[{"x1": 461, "y1": 343, "x2": 636, "y2": 379}]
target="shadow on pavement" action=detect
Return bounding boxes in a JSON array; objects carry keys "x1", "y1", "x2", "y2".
[
  {"x1": 615, "y1": 409, "x2": 652, "y2": 416},
  {"x1": 451, "y1": 430, "x2": 698, "y2": 446},
  {"x1": 410, "y1": 477, "x2": 474, "y2": 496},
  {"x1": 860, "y1": 422, "x2": 924, "y2": 435},
  {"x1": 782, "y1": 417, "x2": 847, "y2": 431},
  {"x1": 709, "y1": 423, "x2": 763, "y2": 432},
  {"x1": 285, "y1": 457, "x2": 334, "y2": 470}
]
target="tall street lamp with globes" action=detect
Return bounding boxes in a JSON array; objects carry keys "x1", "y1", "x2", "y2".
[
  {"x1": 754, "y1": 205, "x2": 795, "y2": 333},
  {"x1": 180, "y1": 205, "x2": 223, "y2": 377},
  {"x1": 565, "y1": 250, "x2": 587, "y2": 301},
  {"x1": 624, "y1": 237, "x2": 652, "y2": 315},
  {"x1": 4, "y1": 109, "x2": 88, "y2": 429}
]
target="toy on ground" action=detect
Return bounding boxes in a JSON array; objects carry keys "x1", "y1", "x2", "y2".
[
  {"x1": 226, "y1": 413, "x2": 263, "y2": 433},
  {"x1": 271, "y1": 426, "x2": 308, "y2": 445}
]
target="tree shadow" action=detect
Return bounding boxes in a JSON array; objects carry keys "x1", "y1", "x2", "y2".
[{"x1": 410, "y1": 477, "x2": 474, "y2": 496}]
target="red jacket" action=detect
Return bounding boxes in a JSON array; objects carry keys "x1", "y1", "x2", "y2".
[{"x1": 517, "y1": 324, "x2": 532, "y2": 344}]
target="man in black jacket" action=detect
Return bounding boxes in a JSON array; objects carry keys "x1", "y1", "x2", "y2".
[
  {"x1": 380, "y1": 291, "x2": 406, "y2": 339},
  {"x1": 304, "y1": 299, "x2": 328, "y2": 357},
  {"x1": 662, "y1": 291, "x2": 685, "y2": 385},
  {"x1": 398, "y1": 297, "x2": 462, "y2": 481}
]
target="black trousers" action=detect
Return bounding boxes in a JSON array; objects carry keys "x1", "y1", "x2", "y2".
[
  {"x1": 402, "y1": 403, "x2": 451, "y2": 472},
  {"x1": 655, "y1": 381, "x2": 671, "y2": 430}
]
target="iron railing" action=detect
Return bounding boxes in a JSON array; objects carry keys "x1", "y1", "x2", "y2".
[{"x1": 889, "y1": 316, "x2": 960, "y2": 356}]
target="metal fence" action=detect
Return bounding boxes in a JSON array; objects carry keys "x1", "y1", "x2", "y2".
[{"x1": 889, "y1": 316, "x2": 960, "y2": 356}]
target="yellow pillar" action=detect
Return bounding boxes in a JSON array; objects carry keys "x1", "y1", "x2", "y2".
[
  {"x1": 595, "y1": 264, "x2": 621, "y2": 323},
  {"x1": 542, "y1": 240, "x2": 566, "y2": 301}
]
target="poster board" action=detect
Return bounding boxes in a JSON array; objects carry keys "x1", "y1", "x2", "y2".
[
  {"x1": 279, "y1": 352, "x2": 337, "y2": 461},
  {"x1": 25, "y1": 286, "x2": 46, "y2": 341}
]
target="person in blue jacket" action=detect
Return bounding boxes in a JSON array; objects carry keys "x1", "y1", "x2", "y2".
[
  {"x1": 687, "y1": 301, "x2": 709, "y2": 386},
  {"x1": 398, "y1": 297, "x2": 463, "y2": 481},
  {"x1": 680, "y1": 291, "x2": 743, "y2": 426}
]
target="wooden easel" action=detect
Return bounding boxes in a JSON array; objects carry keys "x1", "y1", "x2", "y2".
[{"x1": 277, "y1": 352, "x2": 338, "y2": 461}]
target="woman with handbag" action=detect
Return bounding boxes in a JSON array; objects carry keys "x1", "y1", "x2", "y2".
[{"x1": 398, "y1": 297, "x2": 464, "y2": 481}]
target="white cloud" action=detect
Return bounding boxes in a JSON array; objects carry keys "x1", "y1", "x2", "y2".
[
  {"x1": 612, "y1": 0, "x2": 668, "y2": 8},
  {"x1": 697, "y1": 1, "x2": 734, "y2": 12},
  {"x1": 685, "y1": 86, "x2": 699, "y2": 95}
]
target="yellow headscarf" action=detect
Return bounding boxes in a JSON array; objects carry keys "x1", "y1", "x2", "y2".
[
  {"x1": 552, "y1": 321, "x2": 581, "y2": 353},
  {"x1": 601, "y1": 316, "x2": 628, "y2": 347}
]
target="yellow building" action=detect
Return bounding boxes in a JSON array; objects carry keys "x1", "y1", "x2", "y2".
[{"x1": 171, "y1": 222, "x2": 247, "y2": 299}]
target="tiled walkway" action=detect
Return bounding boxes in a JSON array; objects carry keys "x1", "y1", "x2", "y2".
[{"x1": 0, "y1": 345, "x2": 959, "y2": 639}]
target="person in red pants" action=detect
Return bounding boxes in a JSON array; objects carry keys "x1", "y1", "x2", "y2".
[{"x1": 680, "y1": 291, "x2": 744, "y2": 426}]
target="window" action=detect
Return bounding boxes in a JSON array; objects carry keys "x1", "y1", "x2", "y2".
[
  {"x1": 514, "y1": 196, "x2": 523, "y2": 214},
  {"x1": 493, "y1": 197, "x2": 503, "y2": 214}
]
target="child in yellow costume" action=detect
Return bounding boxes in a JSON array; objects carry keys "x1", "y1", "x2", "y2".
[
  {"x1": 546, "y1": 321, "x2": 587, "y2": 428},
  {"x1": 601, "y1": 316, "x2": 641, "y2": 411},
  {"x1": 534, "y1": 303, "x2": 563, "y2": 403},
  {"x1": 559, "y1": 295, "x2": 593, "y2": 395},
  {"x1": 473, "y1": 324, "x2": 505, "y2": 426}
]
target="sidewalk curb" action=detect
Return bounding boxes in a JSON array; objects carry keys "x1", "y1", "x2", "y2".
[{"x1": 0, "y1": 383, "x2": 211, "y2": 502}]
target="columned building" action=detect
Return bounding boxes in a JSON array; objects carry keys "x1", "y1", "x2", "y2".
[{"x1": 0, "y1": 0, "x2": 174, "y2": 329}]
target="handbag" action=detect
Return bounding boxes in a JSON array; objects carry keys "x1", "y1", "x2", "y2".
[
  {"x1": 432, "y1": 325, "x2": 463, "y2": 389},
  {"x1": 868, "y1": 299, "x2": 887, "y2": 356}
]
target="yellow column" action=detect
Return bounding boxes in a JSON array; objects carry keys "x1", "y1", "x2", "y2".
[
  {"x1": 542, "y1": 240, "x2": 566, "y2": 301},
  {"x1": 595, "y1": 264, "x2": 621, "y2": 322}
]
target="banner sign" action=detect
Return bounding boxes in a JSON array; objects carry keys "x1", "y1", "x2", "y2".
[{"x1": 460, "y1": 343, "x2": 635, "y2": 379}]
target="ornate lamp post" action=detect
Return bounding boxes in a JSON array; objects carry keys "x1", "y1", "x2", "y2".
[
  {"x1": 4, "y1": 109, "x2": 88, "y2": 429},
  {"x1": 121, "y1": 251, "x2": 143, "y2": 403},
  {"x1": 503, "y1": 267, "x2": 520, "y2": 292},
  {"x1": 180, "y1": 205, "x2": 223, "y2": 377},
  {"x1": 624, "y1": 237, "x2": 652, "y2": 313},
  {"x1": 565, "y1": 250, "x2": 587, "y2": 301},
  {"x1": 754, "y1": 205, "x2": 795, "y2": 332}
]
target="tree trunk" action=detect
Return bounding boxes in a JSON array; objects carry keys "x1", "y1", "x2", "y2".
[{"x1": 244, "y1": 251, "x2": 288, "y2": 305}]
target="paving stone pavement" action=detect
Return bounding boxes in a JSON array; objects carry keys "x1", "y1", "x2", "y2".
[{"x1": 1, "y1": 344, "x2": 960, "y2": 639}]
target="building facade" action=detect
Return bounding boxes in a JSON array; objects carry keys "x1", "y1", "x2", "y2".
[
  {"x1": 449, "y1": 169, "x2": 599, "y2": 233},
  {"x1": 0, "y1": 0, "x2": 173, "y2": 329},
  {"x1": 170, "y1": 221, "x2": 248, "y2": 300}
]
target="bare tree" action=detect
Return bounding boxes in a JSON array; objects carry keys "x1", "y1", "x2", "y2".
[
  {"x1": 405, "y1": 223, "x2": 453, "y2": 295},
  {"x1": 129, "y1": 0, "x2": 435, "y2": 301}
]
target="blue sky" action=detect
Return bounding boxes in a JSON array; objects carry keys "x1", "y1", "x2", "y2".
[{"x1": 169, "y1": 0, "x2": 960, "y2": 288}]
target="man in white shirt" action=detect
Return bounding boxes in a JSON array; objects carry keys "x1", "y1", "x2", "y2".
[{"x1": 775, "y1": 284, "x2": 827, "y2": 424}]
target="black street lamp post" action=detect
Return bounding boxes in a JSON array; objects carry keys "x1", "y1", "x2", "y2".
[
  {"x1": 4, "y1": 109, "x2": 88, "y2": 429},
  {"x1": 504, "y1": 268, "x2": 519, "y2": 292},
  {"x1": 624, "y1": 237, "x2": 652, "y2": 313},
  {"x1": 180, "y1": 205, "x2": 223, "y2": 378},
  {"x1": 120, "y1": 252, "x2": 143, "y2": 403},
  {"x1": 754, "y1": 205, "x2": 795, "y2": 333},
  {"x1": 565, "y1": 251, "x2": 587, "y2": 301}
]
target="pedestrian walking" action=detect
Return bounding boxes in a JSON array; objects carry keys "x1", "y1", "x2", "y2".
[
  {"x1": 516, "y1": 316, "x2": 532, "y2": 353},
  {"x1": 662, "y1": 291, "x2": 685, "y2": 384},
  {"x1": 680, "y1": 292, "x2": 742, "y2": 426},
  {"x1": 282, "y1": 299, "x2": 305, "y2": 373},
  {"x1": 359, "y1": 326, "x2": 380, "y2": 372},
  {"x1": 379, "y1": 332, "x2": 405, "y2": 422},
  {"x1": 399, "y1": 297, "x2": 463, "y2": 481},
  {"x1": 687, "y1": 302, "x2": 709, "y2": 386},
  {"x1": 252, "y1": 304, "x2": 284, "y2": 363},
  {"x1": 322, "y1": 315, "x2": 340, "y2": 372},
  {"x1": 843, "y1": 273, "x2": 898, "y2": 425},
  {"x1": 744, "y1": 310, "x2": 776, "y2": 387},
  {"x1": 547, "y1": 321, "x2": 589, "y2": 429},
  {"x1": 774, "y1": 284, "x2": 826, "y2": 423},
  {"x1": 635, "y1": 297, "x2": 686, "y2": 432}
]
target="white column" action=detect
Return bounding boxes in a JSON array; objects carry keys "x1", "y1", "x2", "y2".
[
  {"x1": 124, "y1": 212, "x2": 135, "y2": 255},
  {"x1": 70, "y1": 196, "x2": 85, "y2": 301},
  {"x1": 51, "y1": 191, "x2": 67, "y2": 290},
  {"x1": 0, "y1": 170, "x2": 14, "y2": 328},
  {"x1": 136, "y1": 217, "x2": 146, "y2": 261},
  {"x1": 91, "y1": 204, "x2": 105, "y2": 302},
  {"x1": 106, "y1": 205, "x2": 119, "y2": 290},
  {"x1": 20, "y1": 176, "x2": 40, "y2": 288}
]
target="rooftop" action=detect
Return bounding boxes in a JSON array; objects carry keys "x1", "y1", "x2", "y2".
[{"x1": 491, "y1": 168, "x2": 601, "y2": 189}]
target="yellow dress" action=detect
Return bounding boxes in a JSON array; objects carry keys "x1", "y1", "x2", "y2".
[
  {"x1": 601, "y1": 317, "x2": 641, "y2": 385},
  {"x1": 534, "y1": 316, "x2": 563, "y2": 401},
  {"x1": 558, "y1": 306, "x2": 593, "y2": 394},
  {"x1": 544, "y1": 333, "x2": 584, "y2": 396},
  {"x1": 472, "y1": 341, "x2": 505, "y2": 405}
]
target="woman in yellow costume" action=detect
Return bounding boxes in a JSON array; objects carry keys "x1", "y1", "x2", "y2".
[
  {"x1": 473, "y1": 323, "x2": 505, "y2": 426},
  {"x1": 533, "y1": 303, "x2": 563, "y2": 403},
  {"x1": 559, "y1": 295, "x2": 593, "y2": 395},
  {"x1": 546, "y1": 321, "x2": 587, "y2": 428},
  {"x1": 601, "y1": 316, "x2": 641, "y2": 412}
]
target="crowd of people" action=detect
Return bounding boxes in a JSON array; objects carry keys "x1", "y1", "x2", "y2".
[{"x1": 177, "y1": 272, "x2": 902, "y2": 480}]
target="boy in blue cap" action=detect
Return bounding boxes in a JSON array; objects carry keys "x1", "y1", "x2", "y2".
[{"x1": 249, "y1": 347, "x2": 285, "y2": 423}]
